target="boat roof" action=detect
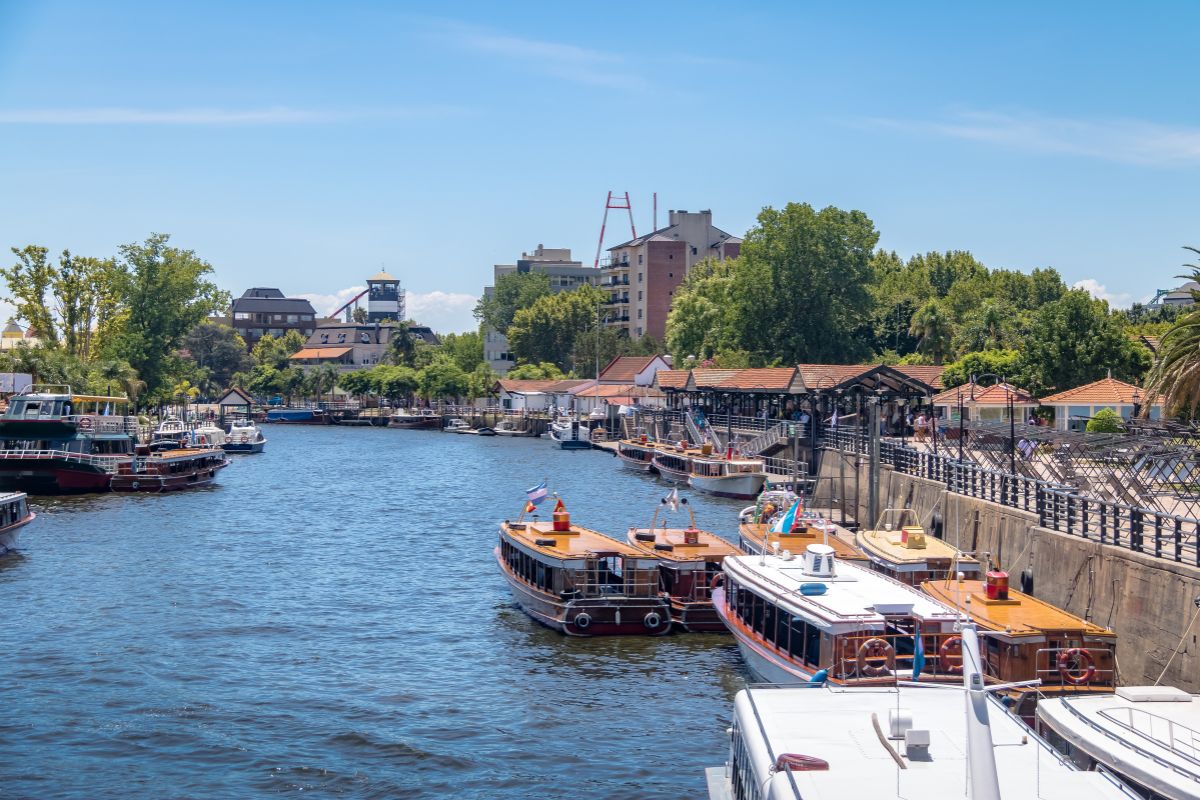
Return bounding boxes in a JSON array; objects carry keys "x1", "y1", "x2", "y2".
[
  {"x1": 1037, "y1": 687, "x2": 1200, "y2": 797},
  {"x1": 724, "y1": 553, "x2": 960, "y2": 629},
  {"x1": 690, "y1": 453, "x2": 764, "y2": 466},
  {"x1": 504, "y1": 519, "x2": 648, "y2": 560},
  {"x1": 626, "y1": 526, "x2": 742, "y2": 562},
  {"x1": 921, "y1": 579, "x2": 1116, "y2": 639},
  {"x1": 739, "y1": 522, "x2": 867, "y2": 561},
  {"x1": 857, "y1": 526, "x2": 981, "y2": 567},
  {"x1": 15, "y1": 391, "x2": 128, "y2": 403},
  {"x1": 736, "y1": 684, "x2": 1135, "y2": 799}
]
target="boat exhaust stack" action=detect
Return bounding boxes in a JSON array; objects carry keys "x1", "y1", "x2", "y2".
[{"x1": 802, "y1": 544, "x2": 835, "y2": 578}]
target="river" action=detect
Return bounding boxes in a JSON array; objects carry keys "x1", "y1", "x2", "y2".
[{"x1": 0, "y1": 426, "x2": 751, "y2": 799}]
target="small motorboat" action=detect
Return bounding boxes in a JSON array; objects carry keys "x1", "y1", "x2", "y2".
[
  {"x1": 494, "y1": 419, "x2": 534, "y2": 437},
  {"x1": 444, "y1": 418, "x2": 471, "y2": 433},
  {"x1": 475, "y1": 427, "x2": 497, "y2": 437},
  {"x1": 222, "y1": 420, "x2": 267, "y2": 454}
]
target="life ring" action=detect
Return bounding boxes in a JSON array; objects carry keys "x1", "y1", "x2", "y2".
[
  {"x1": 131, "y1": 481, "x2": 140, "y2": 490},
  {"x1": 710, "y1": 573, "x2": 725, "y2": 593},
  {"x1": 1057, "y1": 648, "x2": 1096, "y2": 685},
  {"x1": 77, "y1": 416, "x2": 93, "y2": 431},
  {"x1": 939, "y1": 636, "x2": 963, "y2": 674},
  {"x1": 856, "y1": 637, "x2": 895, "y2": 677},
  {"x1": 197, "y1": 435, "x2": 207, "y2": 445},
  {"x1": 574, "y1": 612, "x2": 592, "y2": 630},
  {"x1": 644, "y1": 612, "x2": 662, "y2": 629}
]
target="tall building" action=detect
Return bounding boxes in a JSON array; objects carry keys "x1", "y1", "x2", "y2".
[
  {"x1": 366, "y1": 271, "x2": 405, "y2": 322},
  {"x1": 483, "y1": 245, "x2": 599, "y2": 374},
  {"x1": 602, "y1": 209, "x2": 741, "y2": 339},
  {"x1": 227, "y1": 288, "x2": 318, "y2": 346}
]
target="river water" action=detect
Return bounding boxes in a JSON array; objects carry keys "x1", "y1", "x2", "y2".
[{"x1": 0, "y1": 426, "x2": 752, "y2": 799}]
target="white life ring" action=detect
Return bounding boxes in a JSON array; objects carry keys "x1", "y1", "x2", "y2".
[
  {"x1": 131, "y1": 481, "x2": 140, "y2": 490},
  {"x1": 574, "y1": 612, "x2": 592, "y2": 630},
  {"x1": 644, "y1": 612, "x2": 662, "y2": 629}
]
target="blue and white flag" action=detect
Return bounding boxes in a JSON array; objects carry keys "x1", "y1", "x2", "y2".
[
  {"x1": 770, "y1": 499, "x2": 802, "y2": 533},
  {"x1": 912, "y1": 627, "x2": 926, "y2": 681},
  {"x1": 525, "y1": 480, "x2": 549, "y2": 507}
]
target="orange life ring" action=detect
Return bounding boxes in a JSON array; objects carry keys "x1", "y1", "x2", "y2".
[
  {"x1": 710, "y1": 573, "x2": 725, "y2": 593},
  {"x1": 856, "y1": 637, "x2": 895, "y2": 677},
  {"x1": 1057, "y1": 648, "x2": 1096, "y2": 685},
  {"x1": 939, "y1": 636, "x2": 963, "y2": 674}
]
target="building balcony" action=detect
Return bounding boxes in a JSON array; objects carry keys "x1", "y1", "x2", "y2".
[
  {"x1": 601, "y1": 257, "x2": 630, "y2": 270},
  {"x1": 604, "y1": 314, "x2": 631, "y2": 324},
  {"x1": 603, "y1": 276, "x2": 630, "y2": 287}
]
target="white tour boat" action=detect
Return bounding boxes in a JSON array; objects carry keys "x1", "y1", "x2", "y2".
[
  {"x1": 1037, "y1": 685, "x2": 1200, "y2": 800},
  {"x1": 0, "y1": 492, "x2": 34, "y2": 556},
  {"x1": 222, "y1": 420, "x2": 267, "y2": 454},
  {"x1": 688, "y1": 451, "x2": 768, "y2": 500}
]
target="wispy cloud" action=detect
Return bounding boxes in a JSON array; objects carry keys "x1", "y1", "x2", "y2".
[
  {"x1": 431, "y1": 22, "x2": 651, "y2": 92},
  {"x1": 864, "y1": 110, "x2": 1200, "y2": 166},
  {"x1": 0, "y1": 105, "x2": 469, "y2": 125},
  {"x1": 1072, "y1": 278, "x2": 1154, "y2": 309},
  {"x1": 300, "y1": 286, "x2": 478, "y2": 333}
]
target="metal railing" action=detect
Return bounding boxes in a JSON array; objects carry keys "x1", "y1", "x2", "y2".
[
  {"x1": 821, "y1": 428, "x2": 1200, "y2": 565},
  {"x1": 1100, "y1": 706, "x2": 1200, "y2": 767},
  {"x1": 0, "y1": 449, "x2": 128, "y2": 473}
]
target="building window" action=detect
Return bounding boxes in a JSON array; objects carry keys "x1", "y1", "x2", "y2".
[
  {"x1": 233, "y1": 312, "x2": 251, "y2": 320},
  {"x1": 636, "y1": 327, "x2": 642, "y2": 336},
  {"x1": 638, "y1": 291, "x2": 643, "y2": 301},
  {"x1": 638, "y1": 254, "x2": 643, "y2": 264},
  {"x1": 691, "y1": 246, "x2": 697, "y2": 255},
  {"x1": 668, "y1": 272, "x2": 673, "y2": 278},
  {"x1": 638, "y1": 273, "x2": 643, "y2": 283},
  {"x1": 637, "y1": 309, "x2": 642, "y2": 319},
  {"x1": 669, "y1": 254, "x2": 673, "y2": 260}
]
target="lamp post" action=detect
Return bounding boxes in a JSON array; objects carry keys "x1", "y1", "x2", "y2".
[{"x1": 957, "y1": 388, "x2": 965, "y2": 463}]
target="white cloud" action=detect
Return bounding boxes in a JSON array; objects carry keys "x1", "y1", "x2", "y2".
[
  {"x1": 0, "y1": 105, "x2": 469, "y2": 126},
  {"x1": 1073, "y1": 278, "x2": 1136, "y2": 308},
  {"x1": 299, "y1": 286, "x2": 477, "y2": 333},
  {"x1": 864, "y1": 110, "x2": 1200, "y2": 166}
]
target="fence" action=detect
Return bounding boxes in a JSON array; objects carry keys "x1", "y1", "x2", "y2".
[{"x1": 822, "y1": 427, "x2": 1200, "y2": 566}]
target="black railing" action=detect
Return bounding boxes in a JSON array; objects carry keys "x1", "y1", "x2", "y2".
[{"x1": 821, "y1": 428, "x2": 1200, "y2": 565}]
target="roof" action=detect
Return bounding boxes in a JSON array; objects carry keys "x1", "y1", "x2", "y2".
[
  {"x1": 542, "y1": 379, "x2": 593, "y2": 393},
  {"x1": 921, "y1": 579, "x2": 1115, "y2": 639},
  {"x1": 607, "y1": 222, "x2": 741, "y2": 251},
  {"x1": 239, "y1": 287, "x2": 286, "y2": 299},
  {"x1": 893, "y1": 364, "x2": 946, "y2": 390},
  {"x1": 494, "y1": 379, "x2": 558, "y2": 394},
  {"x1": 503, "y1": 519, "x2": 648, "y2": 560},
  {"x1": 738, "y1": 521, "x2": 868, "y2": 561},
  {"x1": 654, "y1": 369, "x2": 690, "y2": 390},
  {"x1": 689, "y1": 367, "x2": 802, "y2": 392},
  {"x1": 289, "y1": 347, "x2": 353, "y2": 359},
  {"x1": 597, "y1": 355, "x2": 666, "y2": 383},
  {"x1": 856, "y1": 527, "x2": 982, "y2": 570},
  {"x1": 625, "y1": 526, "x2": 741, "y2": 563},
  {"x1": 931, "y1": 382, "x2": 1036, "y2": 406},
  {"x1": 1039, "y1": 377, "x2": 1157, "y2": 405},
  {"x1": 1, "y1": 320, "x2": 23, "y2": 338},
  {"x1": 574, "y1": 384, "x2": 663, "y2": 399},
  {"x1": 367, "y1": 270, "x2": 397, "y2": 282},
  {"x1": 217, "y1": 387, "x2": 255, "y2": 406},
  {"x1": 231, "y1": 295, "x2": 317, "y2": 315}
]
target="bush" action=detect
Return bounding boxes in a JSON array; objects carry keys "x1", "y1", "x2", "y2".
[{"x1": 1085, "y1": 408, "x2": 1124, "y2": 433}]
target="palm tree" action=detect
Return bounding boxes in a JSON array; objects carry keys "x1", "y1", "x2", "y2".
[
  {"x1": 909, "y1": 301, "x2": 954, "y2": 365},
  {"x1": 1143, "y1": 253, "x2": 1200, "y2": 415},
  {"x1": 97, "y1": 359, "x2": 143, "y2": 402},
  {"x1": 312, "y1": 364, "x2": 340, "y2": 405}
]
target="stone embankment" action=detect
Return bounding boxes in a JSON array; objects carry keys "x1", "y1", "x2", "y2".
[{"x1": 814, "y1": 448, "x2": 1200, "y2": 692}]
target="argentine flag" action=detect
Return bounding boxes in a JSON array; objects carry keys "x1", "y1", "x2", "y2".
[
  {"x1": 769, "y1": 499, "x2": 802, "y2": 533},
  {"x1": 525, "y1": 480, "x2": 549, "y2": 507}
]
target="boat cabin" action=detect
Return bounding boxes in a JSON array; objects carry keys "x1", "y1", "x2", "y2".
[
  {"x1": 0, "y1": 387, "x2": 136, "y2": 456},
  {"x1": 856, "y1": 508, "x2": 981, "y2": 585}
]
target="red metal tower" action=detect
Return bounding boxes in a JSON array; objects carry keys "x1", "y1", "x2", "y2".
[{"x1": 593, "y1": 191, "x2": 637, "y2": 268}]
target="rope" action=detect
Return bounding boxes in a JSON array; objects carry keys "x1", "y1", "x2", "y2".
[{"x1": 1155, "y1": 601, "x2": 1200, "y2": 686}]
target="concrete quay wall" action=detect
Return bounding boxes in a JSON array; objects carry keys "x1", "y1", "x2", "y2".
[{"x1": 814, "y1": 449, "x2": 1200, "y2": 692}]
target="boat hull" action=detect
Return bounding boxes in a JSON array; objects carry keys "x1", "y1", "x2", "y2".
[
  {"x1": 651, "y1": 458, "x2": 690, "y2": 484},
  {"x1": 265, "y1": 410, "x2": 330, "y2": 424},
  {"x1": 495, "y1": 548, "x2": 671, "y2": 636},
  {"x1": 221, "y1": 441, "x2": 265, "y2": 454},
  {"x1": 712, "y1": 587, "x2": 818, "y2": 683},
  {"x1": 111, "y1": 459, "x2": 228, "y2": 492},
  {"x1": 617, "y1": 449, "x2": 655, "y2": 472},
  {"x1": 670, "y1": 599, "x2": 726, "y2": 633},
  {"x1": 0, "y1": 460, "x2": 116, "y2": 494},
  {"x1": 389, "y1": 417, "x2": 439, "y2": 429},
  {"x1": 689, "y1": 472, "x2": 767, "y2": 500}
]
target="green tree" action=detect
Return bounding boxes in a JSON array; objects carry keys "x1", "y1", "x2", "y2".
[
  {"x1": 310, "y1": 363, "x2": 341, "y2": 404},
  {"x1": 505, "y1": 361, "x2": 565, "y2": 380},
  {"x1": 1, "y1": 246, "x2": 58, "y2": 347},
  {"x1": 474, "y1": 271, "x2": 552, "y2": 334},
  {"x1": 940, "y1": 350, "x2": 1023, "y2": 389},
  {"x1": 251, "y1": 330, "x2": 306, "y2": 370},
  {"x1": 1021, "y1": 289, "x2": 1149, "y2": 396},
  {"x1": 184, "y1": 322, "x2": 251, "y2": 395},
  {"x1": 507, "y1": 285, "x2": 605, "y2": 370},
  {"x1": 441, "y1": 330, "x2": 484, "y2": 373},
  {"x1": 1144, "y1": 255, "x2": 1200, "y2": 415},
  {"x1": 418, "y1": 355, "x2": 469, "y2": 400},
  {"x1": 377, "y1": 365, "x2": 420, "y2": 405},
  {"x1": 908, "y1": 300, "x2": 954, "y2": 365},
  {"x1": 107, "y1": 234, "x2": 229, "y2": 396},
  {"x1": 1086, "y1": 408, "x2": 1124, "y2": 433},
  {"x1": 96, "y1": 358, "x2": 145, "y2": 402}
]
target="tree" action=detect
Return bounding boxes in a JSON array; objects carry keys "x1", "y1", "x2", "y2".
[
  {"x1": 507, "y1": 285, "x2": 605, "y2": 370},
  {"x1": 441, "y1": 330, "x2": 484, "y2": 373},
  {"x1": 351, "y1": 306, "x2": 368, "y2": 323},
  {"x1": 377, "y1": 365, "x2": 419, "y2": 405},
  {"x1": 1144, "y1": 254, "x2": 1200, "y2": 415},
  {"x1": 940, "y1": 350, "x2": 1023, "y2": 389},
  {"x1": 310, "y1": 363, "x2": 341, "y2": 404},
  {"x1": 251, "y1": 330, "x2": 306, "y2": 370},
  {"x1": 1086, "y1": 408, "x2": 1124, "y2": 433},
  {"x1": 1, "y1": 246, "x2": 58, "y2": 347},
  {"x1": 908, "y1": 301, "x2": 954, "y2": 365},
  {"x1": 107, "y1": 234, "x2": 229, "y2": 396},
  {"x1": 417, "y1": 355, "x2": 469, "y2": 400},
  {"x1": 1021, "y1": 289, "x2": 1149, "y2": 396},
  {"x1": 506, "y1": 362, "x2": 565, "y2": 380},
  {"x1": 728, "y1": 203, "x2": 879, "y2": 364},
  {"x1": 96, "y1": 359, "x2": 145, "y2": 402},
  {"x1": 473, "y1": 271, "x2": 552, "y2": 334},
  {"x1": 467, "y1": 362, "x2": 497, "y2": 400},
  {"x1": 184, "y1": 322, "x2": 251, "y2": 395}
]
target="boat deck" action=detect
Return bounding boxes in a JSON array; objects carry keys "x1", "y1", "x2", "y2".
[
  {"x1": 627, "y1": 527, "x2": 742, "y2": 563},
  {"x1": 857, "y1": 527, "x2": 981, "y2": 567},
  {"x1": 740, "y1": 522, "x2": 867, "y2": 561},
  {"x1": 921, "y1": 579, "x2": 1116, "y2": 638},
  {"x1": 505, "y1": 520, "x2": 646, "y2": 559}
]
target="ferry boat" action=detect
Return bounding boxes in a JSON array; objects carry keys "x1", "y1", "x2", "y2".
[
  {"x1": 706, "y1": 624, "x2": 1139, "y2": 800},
  {"x1": 0, "y1": 492, "x2": 34, "y2": 556},
  {"x1": 738, "y1": 497, "x2": 866, "y2": 564},
  {"x1": 388, "y1": 409, "x2": 440, "y2": 429},
  {"x1": 222, "y1": 420, "x2": 266, "y2": 453},
  {"x1": 265, "y1": 407, "x2": 330, "y2": 424},
  {"x1": 652, "y1": 442, "x2": 699, "y2": 484},
  {"x1": 110, "y1": 447, "x2": 229, "y2": 492},
  {"x1": 1037, "y1": 685, "x2": 1200, "y2": 800},
  {"x1": 495, "y1": 499, "x2": 671, "y2": 636},
  {"x1": 616, "y1": 436, "x2": 658, "y2": 472},
  {"x1": 625, "y1": 496, "x2": 742, "y2": 632},
  {"x1": 714, "y1": 545, "x2": 963, "y2": 686},
  {"x1": 922, "y1": 571, "x2": 1117, "y2": 719},
  {"x1": 688, "y1": 451, "x2": 767, "y2": 500},
  {"x1": 0, "y1": 386, "x2": 137, "y2": 493},
  {"x1": 856, "y1": 507, "x2": 982, "y2": 585}
]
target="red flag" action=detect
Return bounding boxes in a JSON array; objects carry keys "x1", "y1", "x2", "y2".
[
  {"x1": 524, "y1": 501, "x2": 536, "y2": 513},
  {"x1": 553, "y1": 497, "x2": 566, "y2": 513}
]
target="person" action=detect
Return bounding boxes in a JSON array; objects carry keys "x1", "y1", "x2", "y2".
[
  {"x1": 1027, "y1": 412, "x2": 1037, "y2": 427},
  {"x1": 914, "y1": 412, "x2": 927, "y2": 442}
]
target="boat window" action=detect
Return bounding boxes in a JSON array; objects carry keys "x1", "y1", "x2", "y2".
[
  {"x1": 22, "y1": 401, "x2": 40, "y2": 418},
  {"x1": 5, "y1": 400, "x2": 24, "y2": 417}
]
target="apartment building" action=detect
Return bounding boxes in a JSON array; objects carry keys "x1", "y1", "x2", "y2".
[
  {"x1": 601, "y1": 209, "x2": 741, "y2": 340},
  {"x1": 483, "y1": 245, "x2": 600, "y2": 374}
]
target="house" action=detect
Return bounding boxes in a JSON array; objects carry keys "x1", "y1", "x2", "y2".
[
  {"x1": 226, "y1": 288, "x2": 318, "y2": 346},
  {"x1": 573, "y1": 384, "x2": 665, "y2": 416},
  {"x1": 596, "y1": 355, "x2": 671, "y2": 386},
  {"x1": 1039, "y1": 377, "x2": 1163, "y2": 431},
  {"x1": 931, "y1": 382, "x2": 1038, "y2": 423},
  {"x1": 288, "y1": 322, "x2": 438, "y2": 371}
]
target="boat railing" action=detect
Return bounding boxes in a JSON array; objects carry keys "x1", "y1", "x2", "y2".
[
  {"x1": 68, "y1": 414, "x2": 140, "y2": 435},
  {"x1": 830, "y1": 630, "x2": 967, "y2": 683},
  {"x1": 0, "y1": 449, "x2": 128, "y2": 473},
  {"x1": 1058, "y1": 696, "x2": 1200, "y2": 783},
  {"x1": 1098, "y1": 705, "x2": 1200, "y2": 768},
  {"x1": 1033, "y1": 646, "x2": 1117, "y2": 688}
]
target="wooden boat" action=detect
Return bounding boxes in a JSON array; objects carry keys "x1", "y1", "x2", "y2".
[
  {"x1": 651, "y1": 442, "x2": 699, "y2": 484},
  {"x1": 495, "y1": 500, "x2": 670, "y2": 636},
  {"x1": 714, "y1": 545, "x2": 964, "y2": 686},
  {"x1": 389, "y1": 409, "x2": 440, "y2": 429},
  {"x1": 856, "y1": 507, "x2": 982, "y2": 585},
  {"x1": 738, "y1": 510, "x2": 866, "y2": 564},
  {"x1": 0, "y1": 387, "x2": 137, "y2": 493},
  {"x1": 625, "y1": 500, "x2": 742, "y2": 632},
  {"x1": 110, "y1": 448, "x2": 229, "y2": 492},
  {"x1": 922, "y1": 571, "x2": 1117, "y2": 717},
  {"x1": 688, "y1": 451, "x2": 767, "y2": 500},
  {"x1": 0, "y1": 492, "x2": 34, "y2": 556},
  {"x1": 615, "y1": 437, "x2": 657, "y2": 472}
]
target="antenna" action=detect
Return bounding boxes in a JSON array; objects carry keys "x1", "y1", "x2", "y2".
[{"x1": 593, "y1": 191, "x2": 637, "y2": 268}]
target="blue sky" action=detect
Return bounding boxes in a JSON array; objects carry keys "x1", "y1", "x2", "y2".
[{"x1": 0, "y1": 1, "x2": 1197, "y2": 332}]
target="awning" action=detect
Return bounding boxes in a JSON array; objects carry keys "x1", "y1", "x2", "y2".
[{"x1": 289, "y1": 347, "x2": 353, "y2": 359}]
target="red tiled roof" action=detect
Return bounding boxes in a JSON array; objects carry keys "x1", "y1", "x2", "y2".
[
  {"x1": 796, "y1": 364, "x2": 871, "y2": 389},
  {"x1": 494, "y1": 379, "x2": 559, "y2": 393},
  {"x1": 655, "y1": 370, "x2": 690, "y2": 389},
  {"x1": 1039, "y1": 377, "x2": 1157, "y2": 405},
  {"x1": 543, "y1": 379, "x2": 593, "y2": 393},
  {"x1": 932, "y1": 382, "x2": 1036, "y2": 406},
  {"x1": 708, "y1": 368, "x2": 799, "y2": 391},
  {"x1": 688, "y1": 369, "x2": 739, "y2": 389},
  {"x1": 575, "y1": 384, "x2": 663, "y2": 398},
  {"x1": 892, "y1": 365, "x2": 946, "y2": 390},
  {"x1": 597, "y1": 355, "x2": 662, "y2": 383}
]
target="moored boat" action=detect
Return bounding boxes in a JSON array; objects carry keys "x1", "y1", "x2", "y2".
[
  {"x1": 0, "y1": 492, "x2": 34, "y2": 556},
  {"x1": 625, "y1": 494, "x2": 742, "y2": 632},
  {"x1": 738, "y1": 496, "x2": 866, "y2": 564},
  {"x1": 388, "y1": 409, "x2": 440, "y2": 429},
  {"x1": 493, "y1": 419, "x2": 534, "y2": 437},
  {"x1": 265, "y1": 408, "x2": 330, "y2": 424},
  {"x1": 616, "y1": 436, "x2": 658, "y2": 472},
  {"x1": 495, "y1": 498, "x2": 671, "y2": 636},
  {"x1": 856, "y1": 507, "x2": 982, "y2": 585},
  {"x1": 475, "y1": 426, "x2": 497, "y2": 436},
  {"x1": 0, "y1": 387, "x2": 137, "y2": 493},
  {"x1": 110, "y1": 448, "x2": 229, "y2": 492},
  {"x1": 651, "y1": 443, "x2": 697, "y2": 483},
  {"x1": 688, "y1": 451, "x2": 767, "y2": 500},
  {"x1": 222, "y1": 420, "x2": 267, "y2": 453},
  {"x1": 548, "y1": 418, "x2": 592, "y2": 450},
  {"x1": 443, "y1": 418, "x2": 471, "y2": 433}
]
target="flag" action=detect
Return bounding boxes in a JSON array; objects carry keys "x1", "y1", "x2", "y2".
[
  {"x1": 770, "y1": 499, "x2": 801, "y2": 533},
  {"x1": 663, "y1": 487, "x2": 679, "y2": 512},
  {"x1": 912, "y1": 626, "x2": 926, "y2": 681},
  {"x1": 524, "y1": 501, "x2": 536, "y2": 514},
  {"x1": 553, "y1": 497, "x2": 565, "y2": 513},
  {"x1": 831, "y1": 408, "x2": 839, "y2": 428},
  {"x1": 526, "y1": 480, "x2": 548, "y2": 507}
]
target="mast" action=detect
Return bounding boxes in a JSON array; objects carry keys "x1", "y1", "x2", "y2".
[{"x1": 961, "y1": 622, "x2": 1002, "y2": 800}]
